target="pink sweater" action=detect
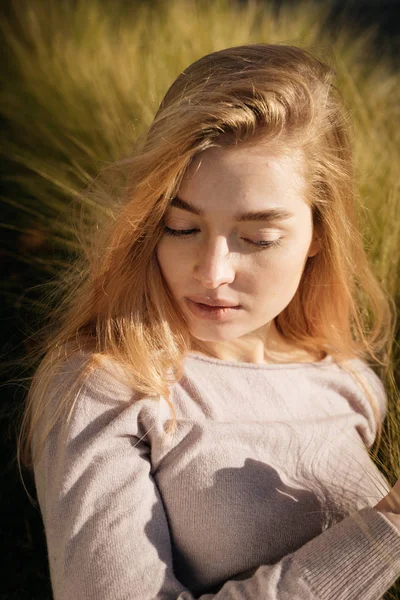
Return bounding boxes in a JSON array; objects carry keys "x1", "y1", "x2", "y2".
[{"x1": 32, "y1": 351, "x2": 400, "y2": 599}]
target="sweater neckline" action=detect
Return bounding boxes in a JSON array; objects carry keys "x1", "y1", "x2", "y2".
[{"x1": 186, "y1": 351, "x2": 334, "y2": 370}]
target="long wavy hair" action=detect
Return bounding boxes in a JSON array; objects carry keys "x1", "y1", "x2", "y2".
[{"x1": 17, "y1": 43, "x2": 396, "y2": 482}]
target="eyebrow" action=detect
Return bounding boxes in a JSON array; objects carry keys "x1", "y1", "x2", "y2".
[{"x1": 169, "y1": 196, "x2": 295, "y2": 222}]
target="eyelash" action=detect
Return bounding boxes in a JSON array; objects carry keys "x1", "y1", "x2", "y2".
[{"x1": 163, "y1": 226, "x2": 282, "y2": 249}]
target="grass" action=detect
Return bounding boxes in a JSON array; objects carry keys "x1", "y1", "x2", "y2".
[{"x1": 0, "y1": 0, "x2": 399, "y2": 597}]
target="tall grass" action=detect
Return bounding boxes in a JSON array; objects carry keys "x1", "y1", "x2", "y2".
[{"x1": 1, "y1": 0, "x2": 399, "y2": 597}]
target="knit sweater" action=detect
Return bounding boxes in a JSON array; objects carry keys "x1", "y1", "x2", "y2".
[{"x1": 32, "y1": 351, "x2": 400, "y2": 600}]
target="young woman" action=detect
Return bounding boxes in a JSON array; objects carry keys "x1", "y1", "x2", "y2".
[{"x1": 18, "y1": 43, "x2": 400, "y2": 599}]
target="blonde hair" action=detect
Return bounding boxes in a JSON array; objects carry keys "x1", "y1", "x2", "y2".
[{"x1": 18, "y1": 43, "x2": 396, "y2": 482}]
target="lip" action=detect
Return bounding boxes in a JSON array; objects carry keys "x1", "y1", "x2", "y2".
[
  {"x1": 187, "y1": 295, "x2": 240, "y2": 308},
  {"x1": 185, "y1": 298, "x2": 241, "y2": 321}
]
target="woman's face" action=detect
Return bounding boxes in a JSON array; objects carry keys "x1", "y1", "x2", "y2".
[{"x1": 156, "y1": 143, "x2": 320, "y2": 362}]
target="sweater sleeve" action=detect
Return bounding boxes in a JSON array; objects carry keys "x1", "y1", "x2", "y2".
[{"x1": 32, "y1": 357, "x2": 400, "y2": 600}]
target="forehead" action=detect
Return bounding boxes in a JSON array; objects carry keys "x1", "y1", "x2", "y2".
[
  {"x1": 176, "y1": 145, "x2": 307, "y2": 213},
  {"x1": 169, "y1": 195, "x2": 296, "y2": 223}
]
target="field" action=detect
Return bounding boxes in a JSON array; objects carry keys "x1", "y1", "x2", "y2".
[{"x1": 0, "y1": 0, "x2": 399, "y2": 597}]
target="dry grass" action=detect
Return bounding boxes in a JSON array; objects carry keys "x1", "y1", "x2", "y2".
[{"x1": 0, "y1": 0, "x2": 399, "y2": 597}]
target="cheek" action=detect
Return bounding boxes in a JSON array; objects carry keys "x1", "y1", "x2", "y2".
[
  {"x1": 156, "y1": 241, "x2": 186, "y2": 285},
  {"x1": 249, "y1": 250, "x2": 308, "y2": 298}
]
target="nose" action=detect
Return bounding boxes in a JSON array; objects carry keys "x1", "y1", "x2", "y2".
[{"x1": 193, "y1": 236, "x2": 236, "y2": 288}]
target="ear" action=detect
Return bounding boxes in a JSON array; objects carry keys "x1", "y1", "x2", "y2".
[{"x1": 307, "y1": 232, "x2": 321, "y2": 258}]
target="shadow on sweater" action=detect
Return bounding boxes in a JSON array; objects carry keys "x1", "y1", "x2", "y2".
[{"x1": 144, "y1": 458, "x2": 347, "y2": 596}]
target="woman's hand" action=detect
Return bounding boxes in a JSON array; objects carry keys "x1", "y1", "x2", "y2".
[
  {"x1": 375, "y1": 477, "x2": 400, "y2": 514},
  {"x1": 374, "y1": 477, "x2": 400, "y2": 532}
]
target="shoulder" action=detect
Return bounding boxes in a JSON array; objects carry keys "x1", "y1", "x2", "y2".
[
  {"x1": 48, "y1": 351, "x2": 135, "y2": 396},
  {"x1": 32, "y1": 350, "x2": 156, "y2": 462},
  {"x1": 330, "y1": 357, "x2": 388, "y2": 448},
  {"x1": 38, "y1": 351, "x2": 141, "y2": 432},
  {"x1": 339, "y1": 357, "x2": 387, "y2": 420}
]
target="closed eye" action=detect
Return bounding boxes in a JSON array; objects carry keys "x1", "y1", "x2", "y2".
[{"x1": 162, "y1": 226, "x2": 282, "y2": 249}]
